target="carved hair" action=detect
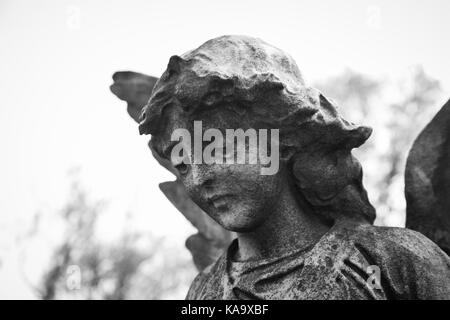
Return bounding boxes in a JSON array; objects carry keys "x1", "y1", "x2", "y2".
[{"x1": 139, "y1": 35, "x2": 376, "y2": 223}]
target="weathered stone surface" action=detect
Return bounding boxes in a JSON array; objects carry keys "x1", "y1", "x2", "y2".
[
  {"x1": 110, "y1": 70, "x2": 233, "y2": 270},
  {"x1": 110, "y1": 71, "x2": 158, "y2": 122},
  {"x1": 111, "y1": 35, "x2": 450, "y2": 299},
  {"x1": 187, "y1": 220, "x2": 450, "y2": 299},
  {"x1": 405, "y1": 99, "x2": 450, "y2": 255}
]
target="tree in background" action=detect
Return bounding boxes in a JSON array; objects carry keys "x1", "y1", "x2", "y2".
[
  {"x1": 316, "y1": 66, "x2": 442, "y2": 226},
  {"x1": 29, "y1": 177, "x2": 195, "y2": 300}
]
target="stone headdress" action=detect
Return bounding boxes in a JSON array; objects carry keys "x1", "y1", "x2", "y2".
[{"x1": 138, "y1": 35, "x2": 375, "y2": 223}]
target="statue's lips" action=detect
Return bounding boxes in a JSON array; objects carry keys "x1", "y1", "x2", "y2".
[{"x1": 207, "y1": 194, "x2": 233, "y2": 208}]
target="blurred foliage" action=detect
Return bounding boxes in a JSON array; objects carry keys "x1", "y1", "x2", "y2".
[
  {"x1": 34, "y1": 179, "x2": 195, "y2": 300},
  {"x1": 316, "y1": 66, "x2": 442, "y2": 226}
]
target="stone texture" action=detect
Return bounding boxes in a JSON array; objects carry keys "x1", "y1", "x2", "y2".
[
  {"x1": 405, "y1": 99, "x2": 450, "y2": 255},
  {"x1": 110, "y1": 70, "x2": 233, "y2": 271},
  {"x1": 110, "y1": 71, "x2": 158, "y2": 123},
  {"x1": 111, "y1": 35, "x2": 450, "y2": 299},
  {"x1": 187, "y1": 220, "x2": 450, "y2": 299}
]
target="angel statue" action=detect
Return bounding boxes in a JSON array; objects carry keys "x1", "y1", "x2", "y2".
[{"x1": 110, "y1": 35, "x2": 450, "y2": 299}]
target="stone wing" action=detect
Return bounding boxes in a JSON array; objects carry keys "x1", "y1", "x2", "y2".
[
  {"x1": 110, "y1": 71, "x2": 158, "y2": 122},
  {"x1": 405, "y1": 99, "x2": 450, "y2": 255}
]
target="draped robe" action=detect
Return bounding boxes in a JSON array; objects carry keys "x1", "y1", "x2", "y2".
[{"x1": 186, "y1": 220, "x2": 450, "y2": 299}]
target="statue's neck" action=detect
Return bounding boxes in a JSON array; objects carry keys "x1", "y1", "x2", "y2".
[{"x1": 234, "y1": 183, "x2": 329, "y2": 261}]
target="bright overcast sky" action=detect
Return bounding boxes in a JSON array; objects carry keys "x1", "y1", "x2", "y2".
[{"x1": 1, "y1": 0, "x2": 449, "y2": 298}]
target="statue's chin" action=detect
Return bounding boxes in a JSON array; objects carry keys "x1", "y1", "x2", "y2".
[{"x1": 213, "y1": 210, "x2": 267, "y2": 234}]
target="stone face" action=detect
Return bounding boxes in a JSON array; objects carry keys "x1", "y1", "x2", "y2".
[
  {"x1": 111, "y1": 35, "x2": 450, "y2": 300},
  {"x1": 110, "y1": 70, "x2": 233, "y2": 271},
  {"x1": 405, "y1": 99, "x2": 450, "y2": 255}
]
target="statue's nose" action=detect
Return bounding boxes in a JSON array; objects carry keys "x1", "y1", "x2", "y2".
[{"x1": 191, "y1": 164, "x2": 215, "y2": 189}]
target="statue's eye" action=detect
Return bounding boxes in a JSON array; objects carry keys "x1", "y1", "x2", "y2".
[{"x1": 175, "y1": 163, "x2": 189, "y2": 175}]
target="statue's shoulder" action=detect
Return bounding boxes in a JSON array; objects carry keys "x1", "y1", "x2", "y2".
[
  {"x1": 344, "y1": 222, "x2": 447, "y2": 261},
  {"x1": 185, "y1": 252, "x2": 227, "y2": 300},
  {"x1": 315, "y1": 221, "x2": 450, "y2": 299}
]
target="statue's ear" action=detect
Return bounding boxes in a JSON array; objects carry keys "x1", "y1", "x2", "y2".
[
  {"x1": 405, "y1": 99, "x2": 450, "y2": 255},
  {"x1": 110, "y1": 71, "x2": 158, "y2": 123}
]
